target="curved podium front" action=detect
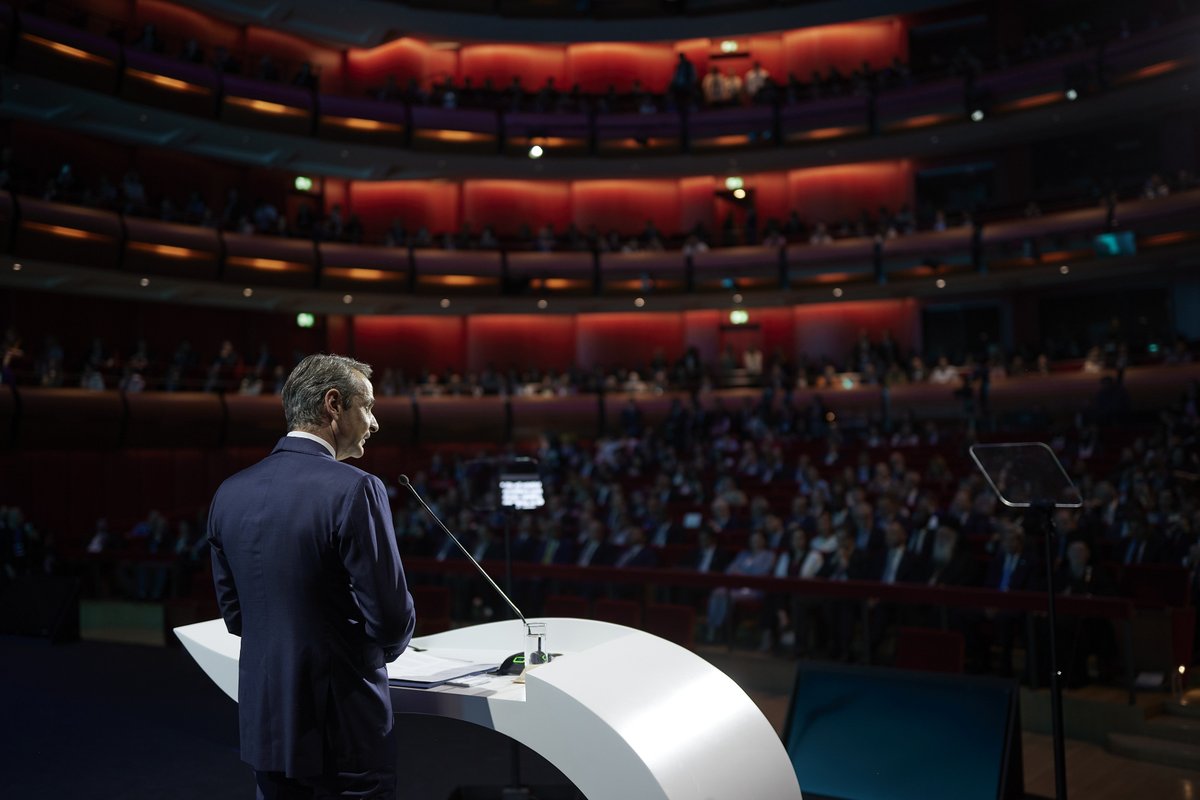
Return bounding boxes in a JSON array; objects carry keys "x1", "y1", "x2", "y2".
[{"x1": 175, "y1": 617, "x2": 802, "y2": 800}]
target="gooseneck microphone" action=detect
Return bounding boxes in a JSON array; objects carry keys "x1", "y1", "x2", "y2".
[{"x1": 398, "y1": 474, "x2": 527, "y2": 626}]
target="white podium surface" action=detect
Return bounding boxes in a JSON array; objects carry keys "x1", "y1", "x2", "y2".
[{"x1": 176, "y1": 617, "x2": 802, "y2": 800}]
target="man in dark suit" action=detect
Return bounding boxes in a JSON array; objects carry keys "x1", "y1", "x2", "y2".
[
  {"x1": 926, "y1": 525, "x2": 978, "y2": 588},
  {"x1": 209, "y1": 354, "x2": 416, "y2": 800},
  {"x1": 977, "y1": 524, "x2": 1035, "y2": 675}
]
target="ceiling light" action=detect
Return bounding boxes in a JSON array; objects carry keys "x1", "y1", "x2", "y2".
[
  {"x1": 242, "y1": 287, "x2": 254, "y2": 298},
  {"x1": 935, "y1": 278, "x2": 946, "y2": 288},
  {"x1": 537, "y1": 299, "x2": 548, "y2": 309},
  {"x1": 528, "y1": 145, "x2": 544, "y2": 159},
  {"x1": 342, "y1": 294, "x2": 353, "y2": 304},
  {"x1": 1059, "y1": 265, "x2": 1070, "y2": 275},
  {"x1": 1065, "y1": 88, "x2": 1078, "y2": 101},
  {"x1": 732, "y1": 188, "x2": 746, "y2": 200},
  {"x1": 732, "y1": 293, "x2": 743, "y2": 304},
  {"x1": 440, "y1": 298, "x2": 451, "y2": 308},
  {"x1": 832, "y1": 287, "x2": 843, "y2": 298},
  {"x1": 139, "y1": 277, "x2": 150, "y2": 287},
  {"x1": 970, "y1": 109, "x2": 985, "y2": 122},
  {"x1": 724, "y1": 176, "x2": 744, "y2": 191},
  {"x1": 634, "y1": 297, "x2": 645, "y2": 308},
  {"x1": 296, "y1": 312, "x2": 315, "y2": 328}
]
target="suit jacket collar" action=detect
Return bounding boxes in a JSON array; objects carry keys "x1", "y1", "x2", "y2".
[{"x1": 272, "y1": 435, "x2": 336, "y2": 460}]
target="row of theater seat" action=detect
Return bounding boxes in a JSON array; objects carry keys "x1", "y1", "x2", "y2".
[
  {"x1": 3, "y1": 6, "x2": 1196, "y2": 154},
  {"x1": 4, "y1": 189, "x2": 1200, "y2": 295}
]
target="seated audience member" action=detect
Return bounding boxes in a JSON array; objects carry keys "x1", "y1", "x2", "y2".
[
  {"x1": 1055, "y1": 541, "x2": 1117, "y2": 686},
  {"x1": 975, "y1": 524, "x2": 1036, "y2": 675},
  {"x1": 1120, "y1": 515, "x2": 1164, "y2": 565},
  {"x1": 613, "y1": 526, "x2": 658, "y2": 569},
  {"x1": 687, "y1": 528, "x2": 728, "y2": 574},
  {"x1": 929, "y1": 356, "x2": 959, "y2": 384},
  {"x1": 705, "y1": 531, "x2": 776, "y2": 642},
  {"x1": 767, "y1": 526, "x2": 822, "y2": 653},
  {"x1": 576, "y1": 520, "x2": 615, "y2": 568},
  {"x1": 818, "y1": 535, "x2": 868, "y2": 659},
  {"x1": 926, "y1": 526, "x2": 977, "y2": 587}
]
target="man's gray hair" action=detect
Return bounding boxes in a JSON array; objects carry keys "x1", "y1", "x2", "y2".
[{"x1": 282, "y1": 353, "x2": 373, "y2": 430}]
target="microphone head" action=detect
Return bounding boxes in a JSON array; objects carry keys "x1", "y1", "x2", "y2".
[{"x1": 398, "y1": 474, "x2": 411, "y2": 487}]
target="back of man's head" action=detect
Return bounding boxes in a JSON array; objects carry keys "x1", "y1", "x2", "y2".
[{"x1": 282, "y1": 353, "x2": 372, "y2": 431}]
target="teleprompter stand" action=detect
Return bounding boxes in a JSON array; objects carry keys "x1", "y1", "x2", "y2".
[{"x1": 970, "y1": 442, "x2": 1083, "y2": 800}]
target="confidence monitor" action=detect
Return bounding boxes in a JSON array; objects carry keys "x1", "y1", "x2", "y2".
[
  {"x1": 782, "y1": 662, "x2": 1023, "y2": 800},
  {"x1": 462, "y1": 457, "x2": 546, "y2": 511}
]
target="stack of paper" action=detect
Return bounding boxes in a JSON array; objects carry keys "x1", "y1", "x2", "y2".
[{"x1": 387, "y1": 649, "x2": 505, "y2": 687}]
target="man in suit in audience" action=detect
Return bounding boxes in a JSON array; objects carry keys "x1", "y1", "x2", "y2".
[
  {"x1": 927, "y1": 525, "x2": 978, "y2": 588},
  {"x1": 209, "y1": 353, "x2": 416, "y2": 800},
  {"x1": 977, "y1": 523, "x2": 1035, "y2": 675},
  {"x1": 1056, "y1": 540, "x2": 1117, "y2": 686},
  {"x1": 613, "y1": 525, "x2": 658, "y2": 569},
  {"x1": 1121, "y1": 515, "x2": 1164, "y2": 566},
  {"x1": 818, "y1": 534, "x2": 869, "y2": 659}
]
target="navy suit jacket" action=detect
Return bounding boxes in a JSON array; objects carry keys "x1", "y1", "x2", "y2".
[{"x1": 208, "y1": 436, "x2": 416, "y2": 778}]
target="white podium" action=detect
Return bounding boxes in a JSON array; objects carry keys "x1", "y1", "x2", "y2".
[{"x1": 176, "y1": 617, "x2": 802, "y2": 800}]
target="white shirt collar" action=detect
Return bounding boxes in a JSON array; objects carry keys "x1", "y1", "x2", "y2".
[{"x1": 287, "y1": 430, "x2": 336, "y2": 458}]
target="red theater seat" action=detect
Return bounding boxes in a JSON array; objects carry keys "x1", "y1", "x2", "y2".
[
  {"x1": 411, "y1": 585, "x2": 452, "y2": 635},
  {"x1": 544, "y1": 594, "x2": 590, "y2": 618},
  {"x1": 645, "y1": 603, "x2": 696, "y2": 648},
  {"x1": 593, "y1": 597, "x2": 641, "y2": 628}
]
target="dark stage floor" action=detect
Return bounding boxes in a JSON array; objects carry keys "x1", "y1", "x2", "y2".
[{"x1": 1, "y1": 636, "x2": 577, "y2": 799}]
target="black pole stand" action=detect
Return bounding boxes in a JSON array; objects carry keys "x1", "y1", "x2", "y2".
[
  {"x1": 968, "y1": 442, "x2": 1079, "y2": 800},
  {"x1": 502, "y1": 509, "x2": 533, "y2": 800},
  {"x1": 1036, "y1": 504, "x2": 1068, "y2": 800}
]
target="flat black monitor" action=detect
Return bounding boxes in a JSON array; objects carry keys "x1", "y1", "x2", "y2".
[{"x1": 781, "y1": 662, "x2": 1023, "y2": 800}]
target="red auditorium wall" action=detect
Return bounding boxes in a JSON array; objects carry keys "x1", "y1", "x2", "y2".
[
  {"x1": 343, "y1": 161, "x2": 913, "y2": 237},
  {"x1": 683, "y1": 309, "x2": 722, "y2": 364},
  {"x1": 680, "y1": 176, "x2": 718, "y2": 234},
  {"x1": 348, "y1": 181, "x2": 461, "y2": 239},
  {"x1": 572, "y1": 180, "x2": 683, "y2": 236},
  {"x1": 791, "y1": 299, "x2": 920, "y2": 362},
  {"x1": 463, "y1": 181, "x2": 572, "y2": 236},
  {"x1": 575, "y1": 312, "x2": 686, "y2": 369},
  {"x1": 739, "y1": 171, "x2": 789, "y2": 226},
  {"x1": 566, "y1": 43, "x2": 677, "y2": 93},
  {"x1": 344, "y1": 38, "x2": 456, "y2": 94},
  {"x1": 353, "y1": 315, "x2": 467, "y2": 375},
  {"x1": 244, "y1": 27, "x2": 342, "y2": 82},
  {"x1": 785, "y1": 161, "x2": 914, "y2": 223},
  {"x1": 465, "y1": 315, "x2": 576, "y2": 372},
  {"x1": 753, "y1": 306, "x2": 798, "y2": 359},
  {"x1": 134, "y1": 0, "x2": 241, "y2": 49},
  {"x1": 781, "y1": 19, "x2": 907, "y2": 76},
  {"x1": 459, "y1": 44, "x2": 568, "y2": 91}
]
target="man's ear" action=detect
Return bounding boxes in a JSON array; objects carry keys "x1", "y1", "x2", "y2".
[{"x1": 324, "y1": 387, "x2": 342, "y2": 418}]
